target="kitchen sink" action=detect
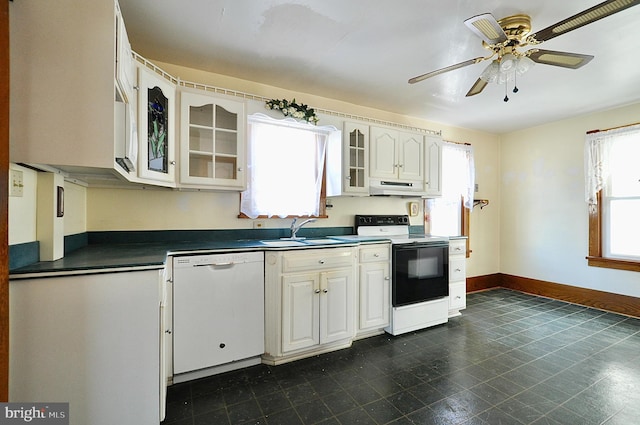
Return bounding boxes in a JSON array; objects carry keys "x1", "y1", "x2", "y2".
[
  {"x1": 260, "y1": 240, "x2": 307, "y2": 247},
  {"x1": 260, "y1": 238, "x2": 344, "y2": 247},
  {"x1": 302, "y1": 238, "x2": 343, "y2": 244}
]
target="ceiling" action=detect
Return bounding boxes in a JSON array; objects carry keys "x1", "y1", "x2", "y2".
[{"x1": 118, "y1": 0, "x2": 640, "y2": 134}]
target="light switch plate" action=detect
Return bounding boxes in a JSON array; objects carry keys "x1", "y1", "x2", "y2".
[{"x1": 10, "y1": 169, "x2": 24, "y2": 197}]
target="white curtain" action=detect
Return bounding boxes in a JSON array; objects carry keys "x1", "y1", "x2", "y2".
[
  {"x1": 425, "y1": 142, "x2": 475, "y2": 236},
  {"x1": 240, "y1": 113, "x2": 335, "y2": 218},
  {"x1": 584, "y1": 124, "x2": 640, "y2": 213},
  {"x1": 439, "y1": 142, "x2": 475, "y2": 209}
]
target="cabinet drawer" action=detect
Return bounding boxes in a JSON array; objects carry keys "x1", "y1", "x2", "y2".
[
  {"x1": 359, "y1": 244, "x2": 390, "y2": 263},
  {"x1": 449, "y1": 239, "x2": 466, "y2": 257},
  {"x1": 282, "y1": 248, "x2": 354, "y2": 273},
  {"x1": 449, "y1": 281, "x2": 466, "y2": 310},
  {"x1": 449, "y1": 257, "x2": 466, "y2": 281}
]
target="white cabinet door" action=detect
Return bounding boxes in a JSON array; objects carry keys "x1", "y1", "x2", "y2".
[
  {"x1": 282, "y1": 273, "x2": 320, "y2": 353},
  {"x1": 10, "y1": 270, "x2": 161, "y2": 425},
  {"x1": 115, "y1": 3, "x2": 135, "y2": 104},
  {"x1": 398, "y1": 132, "x2": 424, "y2": 181},
  {"x1": 424, "y1": 134, "x2": 443, "y2": 196},
  {"x1": 370, "y1": 127, "x2": 425, "y2": 183},
  {"x1": 449, "y1": 281, "x2": 467, "y2": 311},
  {"x1": 342, "y1": 121, "x2": 370, "y2": 194},
  {"x1": 320, "y1": 269, "x2": 355, "y2": 344},
  {"x1": 137, "y1": 65, "x2": 176, "y2": 185},
  {"x1": 359, "y1": 262, "x2": 390, "y2": 330},
  {"x1": 179, "y1": 89, "x2": 246, "y2": 190},
  {"x1": 370, "y1": 127, "x2": 398, "y2": 179}
]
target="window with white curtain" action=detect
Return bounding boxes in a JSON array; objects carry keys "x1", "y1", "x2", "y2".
[
  {"x1": 425, "y1": 142, "x2": 475, "y2": 237},
  {"x1": 240, "y1": 114, "x2": 337, "y2": 218},
  {"x1": 585, "y1": 124, "x2": 640, "y2": 263}
]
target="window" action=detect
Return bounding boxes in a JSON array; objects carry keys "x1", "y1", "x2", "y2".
[
  {"x1": 240, "y1": 114, "x2": 337, "y2": 218},
  {"x1": 424, "y1": 142, "x2": 475, "y2": 256},
  {"x1": 586, "y1": 123, "x2": 640, "y2": 271}
]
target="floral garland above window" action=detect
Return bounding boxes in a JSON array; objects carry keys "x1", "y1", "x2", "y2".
[{"x1": 265, "y1": 98, "x2": 319, "y2": 124}]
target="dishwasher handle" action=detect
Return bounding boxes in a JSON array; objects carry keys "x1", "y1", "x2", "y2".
[{"x1": 193, "y1": 261, "x2": 235, "y2": 268}]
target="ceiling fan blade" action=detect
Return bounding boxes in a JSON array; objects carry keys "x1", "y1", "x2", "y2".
[
  {"x1": 408, "y1": 57, "x2": 485, "y2": 84},
  {"x1": 464, "y1": 13, "x2": 509, "y2": 45},
  {"x1": 526, "y1": 49, "x2": 594, "y2": 69},
  {"x1": 465, "y1": 78, "x2": 488, "y2": 97},
  {"x1": 531, "y1": 0, "x2": 640, "y2": 42}
]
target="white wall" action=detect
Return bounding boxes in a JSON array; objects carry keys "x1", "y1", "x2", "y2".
[
  {"x1": 500, "y1": 102, "x2": 640, "y2": 298},
  {"x1": 8, "y1": 164, "x2": 37, "y2": 245},
  {"x1": 9, "y1": 164, "x2": 87, "y2": 246}
]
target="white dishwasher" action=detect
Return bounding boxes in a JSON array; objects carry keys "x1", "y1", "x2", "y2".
[{"x1": 172, "y1": 251, "x2": 264, "y2": 378}]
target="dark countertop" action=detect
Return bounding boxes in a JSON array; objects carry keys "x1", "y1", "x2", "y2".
[
  {"x1": 9, "y1": 233, "x2": 461, "y2": 279},
  {"x1": 8, "y1": 237, "x2": 387, "y2": 279}
]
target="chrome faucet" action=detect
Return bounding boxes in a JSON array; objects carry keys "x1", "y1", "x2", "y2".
[{"x1": 290, "y1": 217, "x2": 317, "y2": 239}]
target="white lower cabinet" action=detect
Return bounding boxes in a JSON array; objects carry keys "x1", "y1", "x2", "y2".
[
  {"x1": 9, "y1": 270, "x2": 163, "y2": 425},
  {"x1": 448, "y1": 238, "x2": 467, "y2": 317},
  {"x1": 264, "y1": 247, "x2": 357, "y2": 364},
  {"x1": 357, "y1": 243, "x2": 391, "y2": 336}
]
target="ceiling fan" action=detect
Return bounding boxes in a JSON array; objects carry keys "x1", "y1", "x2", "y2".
[{"x1": 408, "y1": 0, "x2": 640, "y2": 101}]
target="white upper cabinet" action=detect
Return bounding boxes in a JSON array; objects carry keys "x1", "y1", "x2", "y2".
[
  {"x1": 424, "y1": 134, "x2": 443, "y2": 197},
  {"x1": 137, "y1": 65, "x2": 176, "y2": 185},
  {"x1": 179, "y1": 89, "x2": 246, "y2": 190},
  {"x1": 398, "y1": 131, "x2": 424, "y2": 181},
  {"x1": 370, "y1": 127, "x2": 398, "y2": 180},
  {"x1": 342, "y1": 121, "x2": 369, "y2": 195},
  {"x1": 370, "y1": 127, "x2": 424, "y2": 182},
  {"x1": 115, "y1": 3, "x2": 135, "y2": 105},
  {"x1": 10, "y1": 0, "x2": 135, "y2": 182}
]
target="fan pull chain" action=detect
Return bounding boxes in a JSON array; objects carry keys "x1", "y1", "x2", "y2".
[
  {"x1": 504, "y1": 83, "x2": 509, "y2": 102},
  {"x1": 513, "y1": 72, "x2": 519, "y2": 93}
]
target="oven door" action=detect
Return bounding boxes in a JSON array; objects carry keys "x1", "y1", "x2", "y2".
[{"x1": 392, "y1": 243, "x2": 449, "y2": 307}]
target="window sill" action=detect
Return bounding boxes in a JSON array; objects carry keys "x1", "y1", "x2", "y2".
[{"x1": 586, "y1": 256, "x2": 640, "y2": 272}]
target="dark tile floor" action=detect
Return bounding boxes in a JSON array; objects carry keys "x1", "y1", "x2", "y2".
[{"x1": 162, "y1": 288, "x2": 640, "y2": 425}]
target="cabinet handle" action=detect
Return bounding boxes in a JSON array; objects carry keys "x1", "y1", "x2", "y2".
[
  {"x1": 374, "y1": 253, "x2": 380, "y2": 257},
  {"x1": 456, "y1": 296, "x2": 461, "y2": 300},
  {"x1": 323, "y1": 289, "x2": 328, "y2": 293},
  {"x1": 398, "y1": 164, "x2": 403, "y2": 168},
  {"x1": 133, "y1": 85, "x2": 139, "y2": 91},
  {"x1": 318, "y1": 259, "x2": 325, "y2": 264},
  {"x1": 314, "y1": 289, "x2": 321, "y2": 294},
  {"x1": 384, "y1": 277, "x2": 390, "y2": 280},
  {"x1": 170, "y1": 160, "x2": 176, "y2": 165},
  {"x1": 455, "y1": 268, "x2": 461, "y2": 272},
  {"x1": 238, "y1": 167, "x2": 243, "y2": 172},
  {"x1": 346, "y1": 176, "x2": 351, "y2": 180},
  {"x1": 165, "y1": 329, "x2": 172, "y2": 334},
  {"x1": 455, "y1": 247, "x2": 462, "y2": 251}
]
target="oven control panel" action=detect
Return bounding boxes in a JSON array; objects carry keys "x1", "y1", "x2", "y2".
[{"x1": 355, "y1": 215, "x2": 410, "y2": 227}]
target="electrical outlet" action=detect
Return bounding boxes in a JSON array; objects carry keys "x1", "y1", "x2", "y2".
[
  {"x1": 10, "y1": 169, "x2": 24, "y2": 197},
  {"x1": 253, "y1": 220, "x2": 265, "y2": 229}
]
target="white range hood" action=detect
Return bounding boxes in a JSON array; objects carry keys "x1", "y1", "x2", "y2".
[{"x1": 368, "y1": 179, "x2": 426, "y2": 196}]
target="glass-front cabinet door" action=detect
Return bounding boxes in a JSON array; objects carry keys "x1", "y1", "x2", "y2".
[
  {"x1": 342, "y1": 121, "x2": 369, "y2": 195},
  {"x1": 137, "y1": 65, "x2": 176, "y2": 185},
  {"x1": 179, "y1": 90, "x2": 246, "y2": 190}
]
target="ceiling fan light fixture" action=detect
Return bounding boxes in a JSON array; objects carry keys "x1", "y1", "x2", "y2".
[
  {"x1": 479, "y1": 60, "x2": 500, "y2": 83},
  {"x1": 499, "y1": 53, "x2": 517, "y2": 72},
  {"x1": 515, "y1": 56, "x2": 535, "y2": 75}
]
